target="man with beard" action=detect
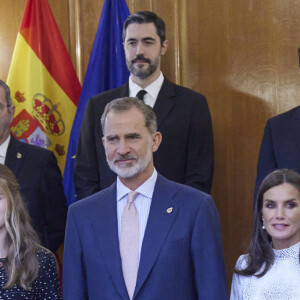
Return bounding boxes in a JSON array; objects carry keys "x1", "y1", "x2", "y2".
[
  {"x1": 63, "y1": 97, "x2": 227, "y2": 300},
  {"x1": 74, "y1": 11, "x2": 214, "y2": 200}
]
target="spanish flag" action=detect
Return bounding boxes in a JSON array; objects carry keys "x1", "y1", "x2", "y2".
[{"x1": 7, "y1": 0, "x2": 81, "y2": 173}]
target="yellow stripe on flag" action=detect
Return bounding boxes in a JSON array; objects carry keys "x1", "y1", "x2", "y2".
[{"x1": 7, "y1": 34, "x2": 77, "y2": 172}]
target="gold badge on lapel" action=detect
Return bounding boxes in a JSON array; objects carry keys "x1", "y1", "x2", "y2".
[
  {"x1": 166, "y1": 207, "x2": 173, "y2": 214},
  {"x1": 17, "y1": 152, "x2": 22, "y2": 159}
]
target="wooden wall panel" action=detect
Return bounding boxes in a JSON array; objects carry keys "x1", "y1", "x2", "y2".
[
  {"x1": 223, "y1": 0, "x2": 300, "y2": 282},
  {"x1": 0, "y1": 0, "x2": 26, "y2": 81},
  {"x1": 0, "y1": 0, "x2": 71, "y2": 81},
  {"x1": 164, "y1": 0, "x2": 300, "y2": 285},
  {"x1": 2, "y1": 0, "x2": 300, "y2": 292},
  {"x1": 144, "y1": 0, "x2": 179, "y2": 84},
  {"x1": 183, "y1": 0, "x2": 238, "y2": 283},
  {"x1": 77, "y1": 0, "x2": 104, "y2": 81},
  {"x1": 276, "y1": 0, "x2": 300, "y2": 113}
]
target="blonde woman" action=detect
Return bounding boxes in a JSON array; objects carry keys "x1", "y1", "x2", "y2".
[{"x1": 0, "y1": 164, "x2": 62, "y2": 298}]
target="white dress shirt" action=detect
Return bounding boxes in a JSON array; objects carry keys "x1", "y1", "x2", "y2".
[
  {"x1": 129, "y1": 72, "x2": 164, "y2": 108},
  {"x1": 117, "y1": 169, "x2": 158, "y2": 263},
  {"x1": 0, "y1": 135, "x2": 10, "y2": 165}
]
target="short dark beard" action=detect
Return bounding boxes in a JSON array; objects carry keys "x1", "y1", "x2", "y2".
[{"x1": 126, "y1": 54, "x2": 161, "y2": 79}]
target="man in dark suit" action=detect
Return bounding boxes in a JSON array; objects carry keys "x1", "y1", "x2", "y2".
[
  {"x1": 63, "y1": 97, "x2": 227, "y2": 299},
  {"x1": 254, "y1": 106, "x2": 300, "y2": 201},
  {"x1": 74, "y1": 11, "x2": 214, "y2": 199},
  {"x1": 255, "y1": 49, "x2": 300, "y2": 201},
  {"x1": 0, "y1": 80, "x2": 67, "y2": 253}
]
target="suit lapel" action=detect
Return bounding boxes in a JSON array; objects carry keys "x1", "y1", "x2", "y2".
[
  {"x1": 114, "y1": 82, "x2": 129, "y2": 98},
  {"x1": 121, "y1": 82, "x2": 129, "y2": 97},
  {"x1": 89, "y1": 184, "x2": 129, "y2": 300},
  {"x1": 5, "y1": 136, "x2": 26, "y2": 176},
  {"x1": 134, "y1": 175, "x2": 179, "y2": 297},
  {"x1": 153, "y1": 78, "x2": 176, "y2": 130}
]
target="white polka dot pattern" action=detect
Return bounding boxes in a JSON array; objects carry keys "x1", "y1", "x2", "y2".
[{"x1": 0, "y1": 247, "x2": 62, "y2": 299}]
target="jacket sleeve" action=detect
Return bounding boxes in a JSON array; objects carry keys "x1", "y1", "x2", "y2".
[
  {"x1": 254, "y1": 119, "x2": 277, "y2": 202},
  {"x1": 41, "y1": 151, "x2": 67, "y2": 252},
  {"x1": 185, "y1": 95, "x2": 214, "y2": 194},
  {"x1": 63, "y1": 207, "x2": 88, "y2": 300},
  {"x1": 192, "y1": 195, "x2": 228, "y2": 299},
  {"x1": 74, "y1": 98, "x2": 101, "y2": 200}
]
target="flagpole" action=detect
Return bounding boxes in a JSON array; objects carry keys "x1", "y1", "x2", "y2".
[
  {"x1": 174, "y1": 0, "x2": 181, "y2": 85},
  {"x1": 128, "y1": 0, "x2": 134, "y2": 13},
  {"x1": 68, "y1": 0, "x2": 83, "y2": 84},
  {"x1": 74, "y1": 0, "x2": 83, "y2": 84}
]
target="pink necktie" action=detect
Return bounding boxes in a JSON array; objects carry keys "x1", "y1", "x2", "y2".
[{"x1": 120, "y1": 191, "x2": 139, "y2": 299}]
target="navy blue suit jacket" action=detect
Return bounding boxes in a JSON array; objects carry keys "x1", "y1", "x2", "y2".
[
  {"x1": 74, "y1": 78, "x2": 214, "y2": 199},
  {"x1": 255, "y1": 106, "x2": 300, "y2": 200},
  {"x1": 5, "y1": 136, "x2": 67, "y2": 252},
  {"x1": 63, "y1": 174, "x2": 227, "y2": 300}
]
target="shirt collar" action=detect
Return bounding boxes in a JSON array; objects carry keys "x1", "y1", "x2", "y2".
[
  {"x1": 0, "y1": 135, "x2": 11, "y2": 158},
  {"x1": 129, "y1": 72, "x2": 164, "y2": 100},
  {"x1": 116, "y1": 169, "x2": 158, "y2": 201}
]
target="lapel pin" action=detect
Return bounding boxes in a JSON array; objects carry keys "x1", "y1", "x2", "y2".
[
  {"x1": 166, "y1": 207, "x2": 173, "y2": 214},
  {"x1": 17, "y1": 152, "x2": 22, "y2": 159}
]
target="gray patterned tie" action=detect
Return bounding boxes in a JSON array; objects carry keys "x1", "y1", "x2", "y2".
[{"x1": 120, "y1": 191, "x2": 139, "y2": 299}]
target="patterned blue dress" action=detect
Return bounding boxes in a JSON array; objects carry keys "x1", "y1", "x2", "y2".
[{"x1": 0, "y1": 247, "x2": 62, "y2": 299}]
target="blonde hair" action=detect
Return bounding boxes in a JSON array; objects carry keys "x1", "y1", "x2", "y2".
[{"x1": 0, "y1": 164, "x2": 40, "y2": 289}]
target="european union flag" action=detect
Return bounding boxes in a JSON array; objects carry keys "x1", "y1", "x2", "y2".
[{"x1": 63, "y1": 0, "x2": 130, "y2": 206}]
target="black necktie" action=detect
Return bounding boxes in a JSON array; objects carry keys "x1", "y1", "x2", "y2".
[{"x1": 135, "y1": 90, "x2": 147, "y2": 102}]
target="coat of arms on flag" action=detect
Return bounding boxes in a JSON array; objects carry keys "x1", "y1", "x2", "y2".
[
  {"x1": 11, "y1": 92, "x2": 66, "y2": 155},
  {"x1": 7, "y1": 0, "x2": 81, "y2": 173}
]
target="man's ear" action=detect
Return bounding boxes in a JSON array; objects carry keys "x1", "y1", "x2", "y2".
[
  {"x1": 161, "y1": 40, "x2": 169, "y2": 56},
  {"x1": 152, "y1": 132, "x2": 162, "y2": 152},
  {"x1": 9, "y1": 106, "x2": 15, "y2": 123}
]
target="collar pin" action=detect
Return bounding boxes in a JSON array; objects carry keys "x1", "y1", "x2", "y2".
[{"x1": 167, "y1": 207, "x2": 173, "y2": 214}]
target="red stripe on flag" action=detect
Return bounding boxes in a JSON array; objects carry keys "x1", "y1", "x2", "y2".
[{"x1": 19, "y1": 0, "x2": 81, "y2": 105}]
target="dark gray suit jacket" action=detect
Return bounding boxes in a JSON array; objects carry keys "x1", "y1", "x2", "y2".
[{"x1": 74, "y1": 78, "x2": 214, "y2": 199}]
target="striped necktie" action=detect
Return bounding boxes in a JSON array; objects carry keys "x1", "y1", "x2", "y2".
[{"x1": 120, "y1": 191, "x2": 139, "y2": 299}]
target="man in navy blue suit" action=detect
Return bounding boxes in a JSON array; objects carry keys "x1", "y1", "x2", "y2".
[
  {"x1": 254, "y1": 49, "x2": 300, "y2": 201},
  {"x1": 63, "y1": 97, "x2": 227, "y2": 300},
  {"x1": 255, "y1": 107, "x2": 300, "y2": 200}
]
